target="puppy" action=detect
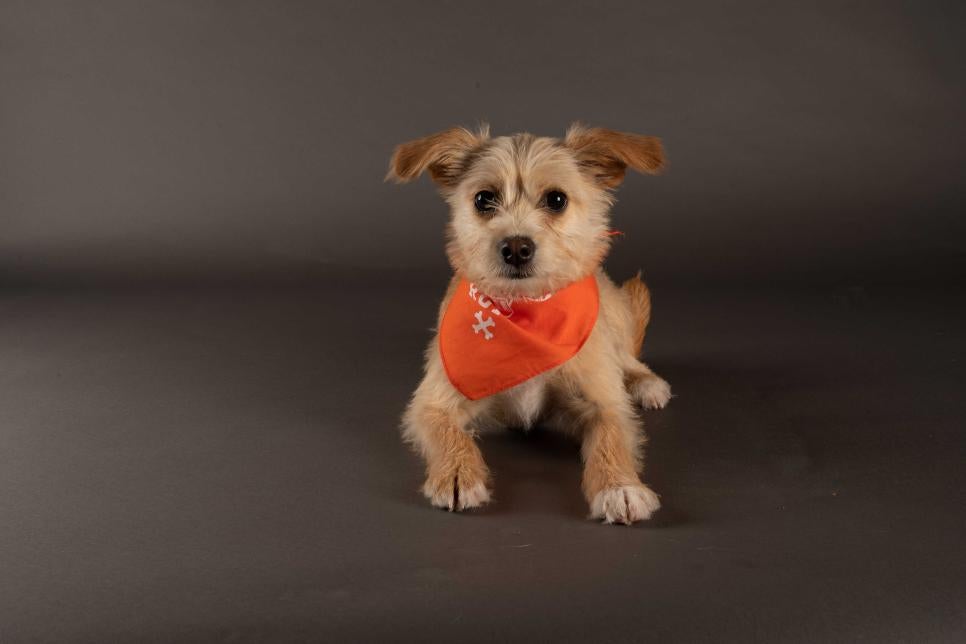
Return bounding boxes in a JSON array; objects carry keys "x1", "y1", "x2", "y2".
[{"x1": 387, "y1": 124, "x2": 671, "y2": 525}]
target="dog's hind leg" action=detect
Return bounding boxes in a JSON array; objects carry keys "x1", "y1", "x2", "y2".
[{"x1": 621, "y1": 274, "x2": 672, "y2": 410}]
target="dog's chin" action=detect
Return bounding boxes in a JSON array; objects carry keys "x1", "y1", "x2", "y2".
[{"x1": 474, "y1": 270, "x2": 559, "y2": 300}]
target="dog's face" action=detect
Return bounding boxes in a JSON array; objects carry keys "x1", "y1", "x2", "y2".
[{"x1": 388, "y1": 125, "x2": 665, "y2": 298}]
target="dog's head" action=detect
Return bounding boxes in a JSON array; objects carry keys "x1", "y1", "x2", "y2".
[{"x1": 387, "y1": 124, "x2": 665, "y2": 298}]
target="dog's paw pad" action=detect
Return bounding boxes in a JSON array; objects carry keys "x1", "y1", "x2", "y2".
[
  {"x1": 590, "y1": 485, "x2": 661, "y2": 525},
  {"x1": 631, "y1": 374, "x2": 671, "y2": 410},
  {"x1": 423, "y1": 475, "x2": 491, "y2": 512}
]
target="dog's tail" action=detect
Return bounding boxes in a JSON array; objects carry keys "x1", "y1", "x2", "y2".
[{"x1": 622, "y1": 272, "x2": 651, "y2": 357}]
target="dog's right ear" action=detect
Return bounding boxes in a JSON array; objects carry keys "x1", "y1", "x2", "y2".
[{"x1": 386, "y1": 126, "x2": 489, "y2": 187}]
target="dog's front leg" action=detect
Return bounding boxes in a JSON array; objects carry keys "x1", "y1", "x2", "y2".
[
  {"x1": 402, "y1": 359, "x2": 491, "y2": 512},
  {"x1": 403, "y1": 399, "x2": 490, "y2": 511},
  {"x1": 573, "y1": 369, "x2": 661, "y2": 525}
]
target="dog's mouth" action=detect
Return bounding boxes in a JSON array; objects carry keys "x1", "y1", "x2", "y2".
[{"x1": 501, "y1": 266, "x2": 534, "y2": 280}]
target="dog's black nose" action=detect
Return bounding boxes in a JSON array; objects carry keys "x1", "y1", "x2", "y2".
[{"x1": 500, "y1": 236, "x2": 536, "y2": 268}]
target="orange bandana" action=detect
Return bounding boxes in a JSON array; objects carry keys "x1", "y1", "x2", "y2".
[{"x1": 439, "y1": 275, "x2": 599, "y2": 400}]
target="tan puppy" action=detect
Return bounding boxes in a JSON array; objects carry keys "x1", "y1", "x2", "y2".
[{"x1": 387, "y1": 124, "x2": 672, "y2": 525}]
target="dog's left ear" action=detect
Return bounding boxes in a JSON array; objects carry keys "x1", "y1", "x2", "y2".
[
  {"x1": 386, "y1": 126, "x2": 489, "y2": 187},
  {"x1": 564, "y1": 124, "x2": 666, "y2": 188}
]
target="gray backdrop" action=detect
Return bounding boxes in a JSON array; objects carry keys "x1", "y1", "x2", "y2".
[
  {"x1": 2, "y1": 3, "x2": 965, "y2": 643},
  {"x1": 3, "y1": 0, "x2": 963, "y2": 285}
]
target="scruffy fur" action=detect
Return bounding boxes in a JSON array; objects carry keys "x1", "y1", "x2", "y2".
[{"x1": 387, "y1": 124, "x2": 672, "y2": 525}]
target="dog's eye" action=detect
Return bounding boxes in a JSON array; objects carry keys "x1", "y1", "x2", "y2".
[
  {"x1": 545, "y1": 190, "x2": 568, "y2": 213},
  {"x1": 474, "y1": 190, "x2": 497, "y2": 214}
]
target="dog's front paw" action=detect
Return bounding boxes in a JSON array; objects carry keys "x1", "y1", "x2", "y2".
[
  {"x1": 422, "y1": 470, "x2": 491, "y2": 512},
  {"x1": 630, "y1": 373, "x2": 672, "y2": 410},
  {"x1": 590, "y1": 484, "x2": 661, "y2": 525}
]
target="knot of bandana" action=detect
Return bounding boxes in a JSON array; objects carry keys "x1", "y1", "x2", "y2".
[{"x1": 438, "y1": 275, "x2": 599, "y2": 400}]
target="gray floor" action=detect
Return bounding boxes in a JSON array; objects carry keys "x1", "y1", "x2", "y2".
[{"x1": 2, "y1": 276, "x2": 964, "y2": 643}]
